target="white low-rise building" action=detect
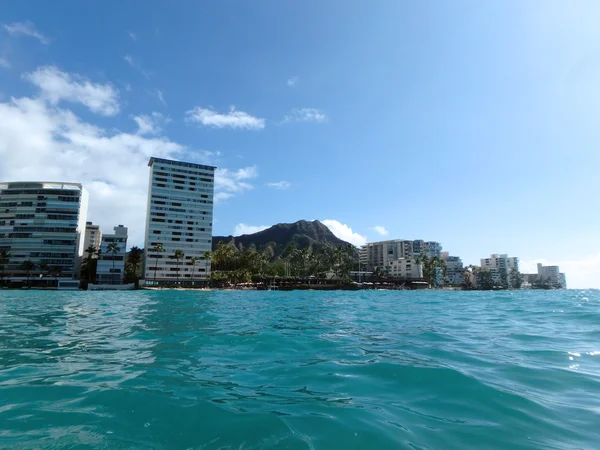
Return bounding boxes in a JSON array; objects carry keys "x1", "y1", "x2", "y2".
[
  {"x1": 96, "y1": 225, "x2": 128, "y2": 285},
  {"x1": 388, "y1": 258, "x2": 423, "y2": 279}
]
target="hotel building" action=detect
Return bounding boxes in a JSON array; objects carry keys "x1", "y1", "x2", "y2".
[
  {"x1": 96, "y1": 225, "x2": 128, "y2": 285},
  {"x1": 0, "y1": 181, "x2": 88, "y2": 286},
  {"x1": 143, "y1": 157, "x2": 215, "y2": 285}
]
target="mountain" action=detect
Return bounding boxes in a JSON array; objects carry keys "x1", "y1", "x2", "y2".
[{"x1": 212, "y1": 220, "x2": 352, "y2": 259}]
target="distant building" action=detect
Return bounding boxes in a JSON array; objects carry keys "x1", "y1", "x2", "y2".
[
  {"x1": 536, "y1": 263, "x2": 567, "y2": 289},
  {"x1": 388, "y1": 258, "x2": 423, "y2": 279},
  {"x1": 442, "y1": 252, "x2": 465, "y2": 285},
  {"x1": 143, "y1": 157, "x2": 215, "y2": 285},
  {"x1": 480, "y1": 254, "x2": 519, "y2": 287},
  {"x1": 360, "y1": 239, "x2": 442, "y2": 272},
  {"x1": 0, "y1": 181, "x2": 88, "y2": 285},
  {"x1": 96, "y1": 225, "x2": 128, "y2": 285},
  {"x1": 83, "y1": 221, "x2": 102, "y2": 256}
]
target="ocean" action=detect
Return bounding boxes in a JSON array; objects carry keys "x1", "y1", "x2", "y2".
[{"x1": 0, "y1": 289, "x2": 599, "y2": 449}]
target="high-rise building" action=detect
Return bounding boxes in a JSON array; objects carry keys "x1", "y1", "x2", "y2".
[
  {"x1": 83, "y1": 221, "x2": 102, "y2": 255},
  {"x1": 96, "y1": 225, "x2": 128, "y2": 284},
  {"x1": 536, "y1": 263, "x2": 567, "y2": 289},
  {"x1": 480, "y1": 254, "x2": 519, "y2": 287},
  {"x1": 359, "y1": 239, "x2": 443, "y2": 272},
  {"x1": 143, "y1": 157, "x2": 215, "y2": 285},
  {"x1": 0, "y1": 181, "x2": 88, "y2": 286}
]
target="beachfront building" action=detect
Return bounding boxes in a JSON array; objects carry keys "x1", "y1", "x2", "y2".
[
  {"x1": 360, "y1": 239, "x2": 443, "y2": 272},
  {"x1": 480, "y1": 254, "x2": 519, "y2": 287},
  {"x1": 96, "y1": 225, "x2": 128, "y2": 285},
  {"x1": 83, "y1": 221, "x2": 102, "y2": 255},
  {"x1": 388, "y1": 258, "x2": 423, "y2": 279},
  {"x1": 143, "y1": 157, "x2": 215, "y2": 285},
  {"x1": 0, "y1": 181, "x2": 88, "y2": 287},
  {"x1": 442, "y1": 252, "x2": 465, "y2": 285},
  {"x1": 536, "y1": 263, "x2": 567, "y2": 289}
]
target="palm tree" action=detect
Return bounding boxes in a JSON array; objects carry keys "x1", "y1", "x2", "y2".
[
  {"x1": 50, "y1": 265, "x2": 62, "y2": 287},
  {"x1": 82, "y1": 245, "x2": 98, "y2": 282},
  {"x1": 203, "y1": 250, "x2": 212, "y2": 286},
  {"x1": 171, "y1": 249, "x2": 185, "y2": 285},
  {"x1": 0, "y1": 250, "x2": 10, "y2": 287},
  {"x1": 190, "y1": 256, "x2": 198, "y2": 286},
  {"x1": 126, "y1": 246, "x2": 144, "y2": 287},
  {"x1": 19, "y1": 260, "x2": 36, "y2": 288},
  {"x1": 151, "y1": 243, "x2": 165, "y2": 286},
  {"x1": 106, "y1": 242, "x2": 121, "y2": 285}
]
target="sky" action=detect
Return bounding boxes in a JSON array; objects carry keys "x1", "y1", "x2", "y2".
[{"x1": 0, "y1": 1, "x2": 599, "y2": 288}]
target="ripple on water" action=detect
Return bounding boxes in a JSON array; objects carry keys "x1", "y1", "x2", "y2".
[{"x1": 1, "y1": 289, "x2": 600, "y2": 449}]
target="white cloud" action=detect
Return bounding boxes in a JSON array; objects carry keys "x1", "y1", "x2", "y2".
[
  {"x1": 0, "y1": 67, "x2": 254, "y2": 247},
  {"x1": 287, "y1": 76, "x2": 299, "y2": 87},
  {"x1": 234, "y1": 224, "x2": 269, "y2": 236},
  {"x1": 214, "y1": 166, "x2": 258, "y2": 203},
  {"x1": 520, "y1": 254, "x2": 600, "y2": 289},
  {"x1": 186, "y1": 106, "x2": 265, "y2": 130},
  {"x1": 132, "y1": 112, "x2": 169, "y2": 135},
  {"x1": 23, "y1": 66, "x2": 120, "y2": 116},
  {"x1": 372, "y1": 225, "x2": 389, "y2": 236},
  {"x1": 267, "y1": 181, "x2": 291, "y2": 190},
  {"x1": 0, "y1": 57, "x2": 9, "y2": 69},
  {"x1": 321, "y1": 220, "x2": 366, "y2": 247},
  {"x1": 128, "y1": 31, "x2": 137, "y2": 41},
  {"x1": 284, "y1": 108, "x2": 327, "y2": 123},
  {"x1": 3, "y1": 21, "x2": 50, "y2": 45}
]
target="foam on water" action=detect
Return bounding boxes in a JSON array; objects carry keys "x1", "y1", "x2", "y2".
[{"x1": 1, "y1": 289, "x2": 599, "y2": 449}]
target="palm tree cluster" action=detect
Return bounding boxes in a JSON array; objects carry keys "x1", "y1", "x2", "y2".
[
  {"x1": 209, "y1": 241, "x2": 357, "y2": 286},
  {"x1": 416, "y1": 254, "x2": 447, "y2": 288}
]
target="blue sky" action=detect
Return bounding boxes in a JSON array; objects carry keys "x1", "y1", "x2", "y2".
[{"x1": 1, "y1": 1, "x2": 599, "y2": 288}]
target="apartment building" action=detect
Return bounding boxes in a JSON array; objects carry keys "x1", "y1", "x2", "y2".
[
  {"x1": 388, "y1": 258, "x2": 423, "y2": 279},
  {"x1": 0, "y1": 181, "x2": 88, "y2": 286},
  {"x1": 96, "y1": 225, "x2": 128, "y2": 285},
  {"x1": 442, "y1": 252, "x2": 465, "y2": 285},
  {"x1": 537, "y1": 263, "x2": 567, "y2": 289},
  {"x1": 83, "y1": 221, "x2": 102, "y2": 255},
  {"x1": 360, "y1": 239, "x2": 443, "y2": 272},
  {"x1": 480, "y1": 254, "x2": 519, "y2": 286},
  {"x1": 143, "y1": 157, "x2": 215, "y2": 285}
]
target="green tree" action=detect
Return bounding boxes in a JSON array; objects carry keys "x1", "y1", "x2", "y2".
[
  {"x1": 478, "y1": 269, "x2": 494, "y2": 290},
  {"x1": 81, "y1": 245, "x2": 98, "y2": 283},
  {"x1": 150, "y1": 243, "x2": 165, "y2": 286},
  {"x1": 203, "y1": 250, "x2": 212, "y2": 284},
  {"x1": 171, "y1": 249, "x2": 185, "y2": 285},
  {"x1": 125, "y1": 246, "x2": 144, "y2": 287},
  {"x1": 19, "y1": 260, "x2": 36, "y2": 287},
  {"x1": 106, "y1": 242, "x2": 121, "y2": 285},
  {"x1": 0, "y1": 250, "x2": 10, "y2": 287},
  {"x1": 190, "y1": 256, "x2": 198, "y2": 286},
  {"x1": 509, "y1": 267, "x2": 523, "y2": 289}
]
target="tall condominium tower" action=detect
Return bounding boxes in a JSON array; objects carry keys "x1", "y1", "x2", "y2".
[
  {"x1": 143, "y1": 157, "x2": 215, "y2": 285},
  {"x1": 0, "y1": 181, "x2": 88, "y2": 286}
]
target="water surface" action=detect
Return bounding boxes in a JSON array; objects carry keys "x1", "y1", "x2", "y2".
[{"x1": 1, "y1": 289, "x2": 599, "y2": 449}]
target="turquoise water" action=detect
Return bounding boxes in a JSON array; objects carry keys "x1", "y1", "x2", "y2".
[{"x1": 1, "y1": 290, "x2": 599, "y2": 449}]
